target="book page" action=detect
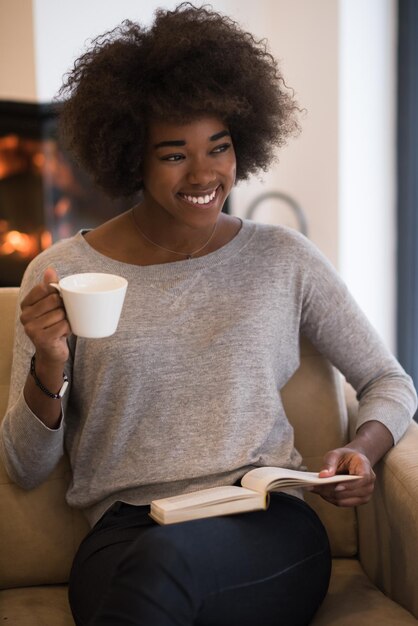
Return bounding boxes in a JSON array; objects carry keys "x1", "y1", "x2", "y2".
[
  {"x1": 152, "y1": 485, "x2": 258, "y2": 512},
  {"x1": 150, "y1": 490, "x2": 267, "y2": 525},
  {"x1": 241, "y1": 466, "x2": 361, "y2": 493}
]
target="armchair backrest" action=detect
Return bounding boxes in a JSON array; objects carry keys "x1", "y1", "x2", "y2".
[
  {"x1": 281, "y1": 338, "x2": 358, "y2": 557},
  {"x1": 0, "y1": 287, "x2": 357, "y2": 590}
]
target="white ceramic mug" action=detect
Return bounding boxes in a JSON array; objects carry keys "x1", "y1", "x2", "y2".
[{"x1": 50, "y1": 273, "x2": 128, "y2": 338}]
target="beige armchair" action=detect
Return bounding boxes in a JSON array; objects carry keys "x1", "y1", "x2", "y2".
[{"x1": 1, "y1": 286, "x2": 417, "y2": 625}]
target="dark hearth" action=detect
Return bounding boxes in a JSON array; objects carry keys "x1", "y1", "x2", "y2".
[{"x1": 0, "y1": 101, "x2": 131, "y2": 287}]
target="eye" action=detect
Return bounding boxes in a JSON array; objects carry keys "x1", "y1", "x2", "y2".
[
  {"x1": 211, "y1": 143, "x2": 232, "y2": 154},
  {"x1": 160, "y1": 153, "x2": 185, "y2": 162}
]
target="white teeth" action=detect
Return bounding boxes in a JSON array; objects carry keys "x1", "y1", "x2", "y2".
[{"x1": 182, "y1": 188, "x2": 217, "y2": 205}]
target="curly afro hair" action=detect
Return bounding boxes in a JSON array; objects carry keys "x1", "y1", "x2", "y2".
[{"x1": 58, "y1": 2, "x2": 300, "y2": 198}]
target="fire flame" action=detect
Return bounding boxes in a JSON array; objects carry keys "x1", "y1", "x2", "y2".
[{"x1": 0, "y1": 225, "x2": 52, "y2": 258}]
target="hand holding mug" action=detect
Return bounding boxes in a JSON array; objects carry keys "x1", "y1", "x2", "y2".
[{"x1": 20, "y1": 268, "x2": 71, "y2": 365}]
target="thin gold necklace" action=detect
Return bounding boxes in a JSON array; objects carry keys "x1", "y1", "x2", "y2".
[{"x1": 130, "y1": 208, "x2": 218, "y2": 260}]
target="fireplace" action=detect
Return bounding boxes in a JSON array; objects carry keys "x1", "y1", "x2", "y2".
[{"x1": 0, "y1": 101, "x2": 132, "y2": 287}]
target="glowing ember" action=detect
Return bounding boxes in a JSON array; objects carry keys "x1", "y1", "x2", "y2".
[
  {"x1": 40, "y1": 230, "x2": 52, "y2": 250},
  {"x1": 54, "y1": 197, "x2": 71, "y2": 217},
  {"x1": 0, "y1": 228, "x2": 49, "y2": 259}
]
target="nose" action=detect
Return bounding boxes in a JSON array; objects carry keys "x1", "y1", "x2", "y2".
[{"x1": 186, "y1": 157, "x2": 216, "y2": 186}]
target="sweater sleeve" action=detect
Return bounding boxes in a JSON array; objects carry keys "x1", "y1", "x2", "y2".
[
  {"x1": 297, "y1": 234, "x2": 417, "y2": 444},
  {"x1": 0, "y1": 255, "x2": 71, "y2": 489}
]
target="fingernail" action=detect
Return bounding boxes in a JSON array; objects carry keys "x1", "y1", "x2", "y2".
[{"x1": 335, "y1": 485, "x2": 346, "y2": 492}]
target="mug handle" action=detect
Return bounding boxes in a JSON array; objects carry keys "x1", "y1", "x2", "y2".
[{"x1": 49, "y1": 282, "x2": 62, "y2": 295}]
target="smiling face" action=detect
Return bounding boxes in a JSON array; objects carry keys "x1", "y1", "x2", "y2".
[{"x1": 141, "y1": 116, "x2": 237, "y2": 230}]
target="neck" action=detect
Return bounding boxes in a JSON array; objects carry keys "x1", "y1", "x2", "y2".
[{"x1": 131, "y1": 205, "x2": 220, "y2": 259}]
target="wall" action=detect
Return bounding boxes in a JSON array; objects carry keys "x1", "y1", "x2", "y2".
[
  {"x1": 339, "y1": 0, "x2": 397, "y2": 350},
  {"x1": 231, "y1": 0, "x2": 339, "y2": 268},
  {"x1": 0, "y1": 0, "x2": 36, "y2": 100},
  {"x1": 32, "y1": 0, "x2": 180, "y2": 103}
]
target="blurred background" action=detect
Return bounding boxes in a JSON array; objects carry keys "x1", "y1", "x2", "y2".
[{"x1": 0, "y1": 0, "x2": 417, "y2": 399}]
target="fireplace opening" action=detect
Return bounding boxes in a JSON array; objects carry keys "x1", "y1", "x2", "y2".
[{"x1": 0, "y1": 101, "x2": 133, "y2": 287}]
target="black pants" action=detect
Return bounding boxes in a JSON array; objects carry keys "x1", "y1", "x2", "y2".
[{"x1": 68, "y1": 493, "x2": 331, "y2": 626}]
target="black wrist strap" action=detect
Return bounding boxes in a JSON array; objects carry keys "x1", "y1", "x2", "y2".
[{"x1": 30, "y1": 355, "x2": 69, "y2": 400}]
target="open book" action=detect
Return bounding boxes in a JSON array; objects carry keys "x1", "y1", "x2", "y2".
[{"x1": 149, "y1": 466, "x2": 361, "y2": 525}]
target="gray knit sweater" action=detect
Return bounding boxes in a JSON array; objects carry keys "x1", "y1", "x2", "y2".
[{"x1": 1, "y1": 220, "x2": 416, "y2": 526}]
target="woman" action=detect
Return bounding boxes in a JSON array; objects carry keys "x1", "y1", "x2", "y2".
[{"x1": 0, "y1": 4, "x2": 416, "y2": 625}]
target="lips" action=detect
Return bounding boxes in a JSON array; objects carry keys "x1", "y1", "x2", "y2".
[{"x1": 178, "y1": 186, "x2": 219, "y2": 207}]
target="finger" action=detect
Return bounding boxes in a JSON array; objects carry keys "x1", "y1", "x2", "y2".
[
  {"x1": 318, "y1": 450, "x2": 345, "y2": 477},
  {"x1": 24, "y1": 307, "x2": 69, "y2": 338},
  {"x1": 318, "y1": 474, "x2": 373, "y2": 490},
  {"x1": 20, "y1": 292, "x2": 64, "y2": 324},
  {"x1": 330, "y1": 493, "x2": 373, "y2": 507},
  {"x1": 21, "y1": 268, "x2": 59, "y2": 308},
  {"x1": 320, "y1": 449, "x2": 373, "y2": 479},
  {"x1": 27, "y1": 320, "x2": 71, "y2": 357},
  {"x1": 43, "y1": 267, "x2": 59, "y2": 287},
  {"x1": 21, "y1": 284, "x2": 51, "y2": 308},
  {"x1": 317, "y1": 485, "x2": 374, "y2": 506},
  {"x1": 336, "y1": 475, "x2": 374, "y2": 493},
  {"x1": 312, "y1": 477, "x2": 375, "y2": 504},
  {"x1": 42, "y1": 267, "x2": 62, "y2": 299},
  {"x1": 325, "y1": 490, "x2": 373, "y2": 507},
  {"x1": 38, "y1": 319, "x2": 71, "y2": 341},
  {"x1": 310, "y1": 475, "x2": 373, "y2": 498},
  {"x1": 335, "y1": 481, "x2": 374, "y2": 498}
]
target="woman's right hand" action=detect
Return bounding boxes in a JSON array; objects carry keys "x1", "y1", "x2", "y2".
[{"x1": 20, "y1": 267, "x2": 71, "y2": 366}]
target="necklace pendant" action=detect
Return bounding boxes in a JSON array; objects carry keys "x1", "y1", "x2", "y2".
[{"x1": 130, "y1": 208, "x2": 217, "y2": 260}]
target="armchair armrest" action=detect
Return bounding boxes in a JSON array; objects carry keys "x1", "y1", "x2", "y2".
[
  {"x1": 358, "y1": 423, "x2": 418, "y2": 618},
  {"x1": 346, "y1": 384, "x2": 418, "y2": 618}
]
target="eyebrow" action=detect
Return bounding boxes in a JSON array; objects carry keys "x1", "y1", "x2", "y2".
[{"x1": 153, "y1": 130, "x2": 230, "y2": 149}]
